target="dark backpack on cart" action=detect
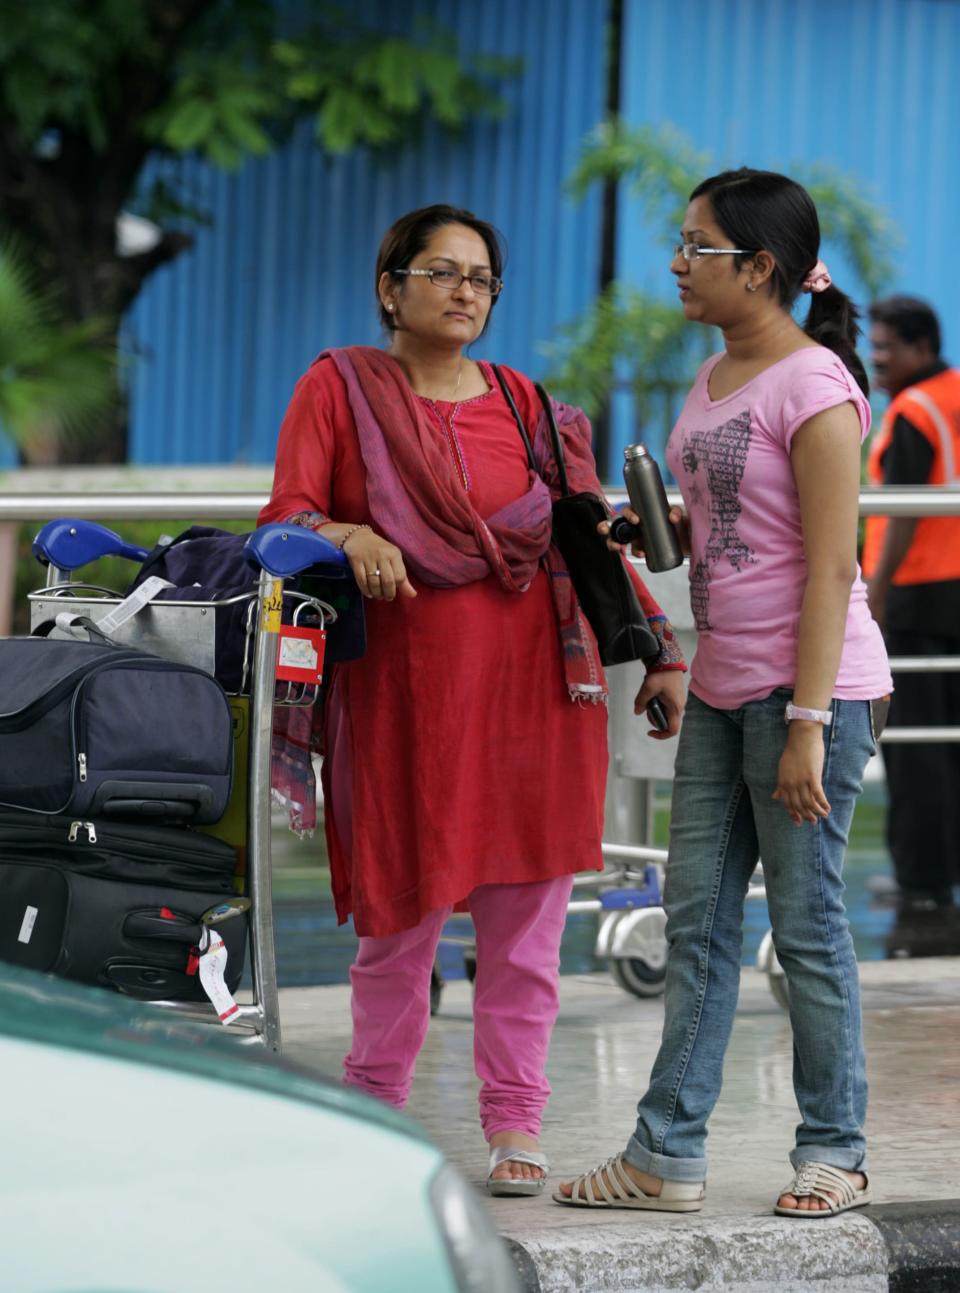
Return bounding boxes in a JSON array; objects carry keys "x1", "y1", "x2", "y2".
[
  {"x1": 0, "y1": 812, "x2": 246, "y2": 1001},
  {"x1": 125, "y1": 525, "x2": 366, "y2": 692}
]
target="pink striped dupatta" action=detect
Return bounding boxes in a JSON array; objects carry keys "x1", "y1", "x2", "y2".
[{"x1": 325, "y1": 345, "x2": 607, "y2": 702}]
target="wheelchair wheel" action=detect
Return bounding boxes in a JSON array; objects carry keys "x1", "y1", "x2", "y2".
[{"x1": 608, "y1": 956, "x2": 667, "y2": 998}]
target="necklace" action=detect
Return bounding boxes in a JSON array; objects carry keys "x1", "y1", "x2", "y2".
[{"x1": 450, "y1": 359, "x2": 463, "y2": 402}]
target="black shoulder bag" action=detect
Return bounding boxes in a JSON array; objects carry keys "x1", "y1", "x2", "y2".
[{"x1": 491, "y1": 365, "x2": 660, "y2": 667}]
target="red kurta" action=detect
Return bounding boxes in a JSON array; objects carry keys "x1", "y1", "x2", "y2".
[{"x1": 261, "y1": 357, "x2": 610, "y2": 937}]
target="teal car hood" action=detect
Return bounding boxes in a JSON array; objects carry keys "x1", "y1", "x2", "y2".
[{"x1": 0, "y1": 963, "x2": 426, "y2": 1143}]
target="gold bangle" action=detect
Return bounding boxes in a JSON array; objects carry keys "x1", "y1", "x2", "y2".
[{"x1": 337, "y1": 523, "x2": 372, "y2": 551}]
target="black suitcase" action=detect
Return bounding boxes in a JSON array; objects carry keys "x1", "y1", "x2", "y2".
[
  {"x1": 0, "y1": 811, "x2": 247, "y2": 1001},
  {"x1": 0, "y1": 636, "x2": 233, "y2": 823}
]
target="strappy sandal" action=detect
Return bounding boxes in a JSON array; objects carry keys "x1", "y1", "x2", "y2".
[
  {"x1": 774, "y1": 1161, "x2": 872, "y2": 1218},
  {"x1": 486, "y1": 1146, "x2": 550, "y2": 1197},
  {"x1": 552, "y1": 1153, "x2": 705, "y2": 1212}
]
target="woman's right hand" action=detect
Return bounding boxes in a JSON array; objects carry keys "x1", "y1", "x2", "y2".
[{"x1": 342, "y1": 529, "x2": 417, "y2": 601}]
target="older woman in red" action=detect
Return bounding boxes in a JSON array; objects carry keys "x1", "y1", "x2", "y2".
[{"x1": 260, "y1": 205, "x2": 686, "y2": 1195}]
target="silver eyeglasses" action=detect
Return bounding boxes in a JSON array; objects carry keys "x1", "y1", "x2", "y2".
[
  {"x1": 674, "y1": 242, "x2": 757, "y2": 263},
  {"x1": 392, "y1": 267, "x2": 503, "y2": 296}
]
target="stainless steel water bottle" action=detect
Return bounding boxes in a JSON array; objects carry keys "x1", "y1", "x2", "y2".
[{"x1": 621, "y1": 443, "x2": 683, "y2": 572}]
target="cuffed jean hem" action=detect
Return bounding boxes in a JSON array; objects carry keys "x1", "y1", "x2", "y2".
[
  {"x1": 624, "y1": 1134, "x2": 708, "y2": 1184},
  {"x1": 790, "y1": 1145, "x2": 868, "y2": 1174}
]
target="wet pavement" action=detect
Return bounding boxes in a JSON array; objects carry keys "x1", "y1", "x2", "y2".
[
  {"x1": 269, "y1": 770, "x2": 960, "y2": 1289},
  {"x1": 279, "y1": 959, "x2": 960, "y2": 1291}
]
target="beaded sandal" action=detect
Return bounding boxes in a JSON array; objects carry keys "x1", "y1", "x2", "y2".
[
  {"x1": 774, "y1": 1161, "x2": 872, "y2": 1218},
  {"x1": 553, "y1": 1153, "x2": 705, "y2": 1212}
]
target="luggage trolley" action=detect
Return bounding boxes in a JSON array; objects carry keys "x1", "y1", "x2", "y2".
[{"x1": 27, "y1": 517, "x2": 350, "y2": 1052}]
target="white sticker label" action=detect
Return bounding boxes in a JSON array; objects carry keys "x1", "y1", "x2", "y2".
[
  {"x1": 197, "y1": 928, "x2": 240, "y2": 1025},
  {"x1": 18, "y1": 906, "x2": 38, "y2": 944},
  {"x1": 278, "y1": 636, "x2": 318, "y2": 670}
]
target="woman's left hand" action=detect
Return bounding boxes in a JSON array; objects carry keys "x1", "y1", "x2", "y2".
[
  {"x1": 773, "y1": 725, "x2": 831, "y2": 825},
  {"x1": 633, "y1": 669, "x2": 686, "y2": 740}
]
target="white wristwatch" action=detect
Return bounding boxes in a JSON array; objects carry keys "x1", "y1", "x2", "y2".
[{"x1": 785, "y1": 702, "x2": 832, "y2": 726}]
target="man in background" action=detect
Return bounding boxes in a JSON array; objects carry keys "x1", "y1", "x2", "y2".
[{"x1": 863, "y1": 296, "x2": 960, "y2": 915}]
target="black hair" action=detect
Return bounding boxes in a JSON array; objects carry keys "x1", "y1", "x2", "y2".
[
  {"x1": 868, "y1": 296, "x2": 941, "y2": 357},
  {"x1": 690, "y1": 168, "x2": 869, "y2": 395},
  {"x1": 374, "y1": 203, "x2": 505, "y2": 335}
]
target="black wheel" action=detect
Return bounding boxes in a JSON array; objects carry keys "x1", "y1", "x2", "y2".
[
  {"x1": 608, "y1": 956, "x2": 667, "y2": 998},
  {"x1": 430, "y1": 959, "x2": 443, "y2": 1015}
]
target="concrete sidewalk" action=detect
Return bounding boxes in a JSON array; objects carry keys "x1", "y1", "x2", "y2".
[{"x1": 279, "y1": 958, "x2": 960, "y2": 1292}]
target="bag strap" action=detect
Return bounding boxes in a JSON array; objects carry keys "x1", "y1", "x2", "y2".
[
  {"x1": 491, "y1": 364, "x2": 574, "y2": 499},
  {"x1": 533, "y1": 381, "x2": 571, "y2": 497},
  {"x1": 490, "y1": 364, "x2": 536, "y2": 473}
]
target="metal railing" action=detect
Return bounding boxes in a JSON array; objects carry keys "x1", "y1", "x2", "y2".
[
  {"x1": 4, "y1": 484, "x2": 959, "y2": 747},
  {"x1": 1, "y1": 484, "x2": 959, "y2": 522}
]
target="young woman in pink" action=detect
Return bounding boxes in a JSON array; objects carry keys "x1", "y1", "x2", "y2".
[
  {"x1": 556, "y1": 170, "x2": 892, "y2": 1217},
  {"x1": 259, "y1": 205, "x2": 687, "y2": 1195}
]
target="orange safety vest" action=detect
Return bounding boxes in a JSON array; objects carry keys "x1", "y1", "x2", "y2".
[{"x1": 862, "y1": 367, "x2": 960, "y2": 585}]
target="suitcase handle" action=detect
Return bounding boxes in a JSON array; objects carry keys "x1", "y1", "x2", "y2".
[
  {"x1": 125, "y1": 910, "x2": 204, "y2": 945},
  {"x1": 33, "y1": 614, "x2": 120, "y2": 647}
]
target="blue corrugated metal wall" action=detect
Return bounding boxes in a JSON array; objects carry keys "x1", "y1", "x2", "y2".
[
  {"x1": 126, "y1": 0, "x2": 606, "y2": 464},
  {"x1": 611, "y1": 0, "x2": 960, "y2": 473}
]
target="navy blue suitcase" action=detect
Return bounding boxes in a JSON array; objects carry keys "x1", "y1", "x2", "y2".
[{"x1": 0, "y1": 636, "x2": 234, "y2": 823}]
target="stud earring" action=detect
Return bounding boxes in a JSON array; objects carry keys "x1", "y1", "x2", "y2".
[
  {"x1": 386, "y1": 303, "x2": 395, "y2": 311},
  {"x1": 746, "y1": 282, "x2": 757, "y2": 292}
]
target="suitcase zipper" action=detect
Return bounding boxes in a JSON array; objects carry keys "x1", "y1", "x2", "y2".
[
  {"x1": 77, "y1": 753, "x2": 87, "y2": 783},
  {"x1": 67, "y1": 820, "x2": 97, "y2": 843}
]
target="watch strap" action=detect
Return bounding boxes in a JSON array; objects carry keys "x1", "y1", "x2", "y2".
[{"x1": 785, "y1": 702, "x2": 833, "y2": 726}]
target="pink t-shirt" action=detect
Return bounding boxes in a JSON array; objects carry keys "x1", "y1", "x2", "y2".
[{"x1": 665, "y1": 346, "x2": 893, "y2": 709}]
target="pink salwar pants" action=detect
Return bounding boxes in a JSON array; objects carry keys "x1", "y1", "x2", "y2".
[{"x1": 343, "y1": 874, "x2": 574, "y2": 1140}]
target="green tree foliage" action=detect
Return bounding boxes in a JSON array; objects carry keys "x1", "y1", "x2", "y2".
[
  {"x1": 0, "y1": 239, "x2": 115, "y2": 460},
  {"x1": 0, "y1": 0, "x2": 518, "y2": 459},
  {"x1": 545, "y1": 121, "x2": 901, "y2": 432}
]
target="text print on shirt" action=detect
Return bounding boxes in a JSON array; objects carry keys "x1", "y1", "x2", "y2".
[{"x1": 679, "y1": 409, "x2": 758, "y2": 630}]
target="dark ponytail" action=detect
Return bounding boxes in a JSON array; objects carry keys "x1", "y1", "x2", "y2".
[
  {"x1": 804, "y1": 285, "x2": 869, "y2": 396},
  {"x1": 690, "y1": 168, "x2": 869, "y2": 396}
]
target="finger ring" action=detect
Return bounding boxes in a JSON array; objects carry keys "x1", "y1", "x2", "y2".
[{"x1": 370, "y1": 569, "x2": 381, "y2": 578}]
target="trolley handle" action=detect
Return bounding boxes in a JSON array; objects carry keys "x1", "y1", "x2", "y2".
[
  {"x1": 244, "y1": 523, "x2": 349, "y2": 579},
  {"x1": 32, "y1": 519, "x2": 150, "y2": 571}
]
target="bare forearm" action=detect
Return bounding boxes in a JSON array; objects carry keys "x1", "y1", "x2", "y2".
[{"x1": 793, "y1": 569, "x2": 856, "y2": 710}]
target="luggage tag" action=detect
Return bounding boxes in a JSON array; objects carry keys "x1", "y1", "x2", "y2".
[
  {"x1": 275, "y1": 623, "x2": 327, "y2": 685},
  {"x1": 195, "y1": 926, "x2": 240, "y2": 1026}
]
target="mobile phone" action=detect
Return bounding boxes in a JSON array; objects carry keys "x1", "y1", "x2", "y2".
[{"x1": 647, "y1": 697, "x2": 668, "y2": 732}]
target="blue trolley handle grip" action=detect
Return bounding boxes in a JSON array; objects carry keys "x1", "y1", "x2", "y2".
[
  {"x1": 33, "y1": 518, "x2": 150, "y2": 571},
  {"x1": 244, "y1": 523, "x2": 350, "y2": 580}
]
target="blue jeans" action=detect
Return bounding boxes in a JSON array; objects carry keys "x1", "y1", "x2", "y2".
[{"x1": 625, "y1": 688, "x2": 876, "y2": 1184}]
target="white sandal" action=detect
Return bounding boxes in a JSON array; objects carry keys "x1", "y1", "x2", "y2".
[
  {"x1": 774, "y1": 1161, "x2": 872, "y2": 1218},
  {"x1": 486, "y1": 1145, "x2": 550, "y2": 1197},
  {"x1": 552, "y1": 1153, "x2": 705, "y2": 1212}
]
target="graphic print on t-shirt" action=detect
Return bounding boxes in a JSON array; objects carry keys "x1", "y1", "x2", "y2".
[{"x1": 680, "y1": 409, "x2": 757, "y2": 630}]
